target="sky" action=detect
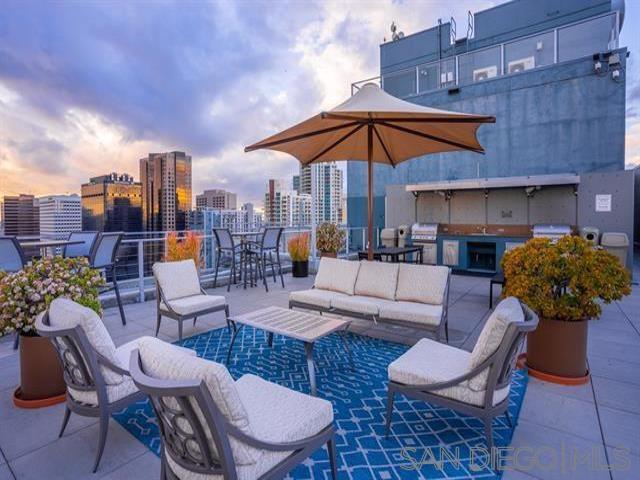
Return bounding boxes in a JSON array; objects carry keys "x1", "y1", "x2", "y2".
[{"x1": 0, "y1": 0, "x2": 639, "y2": 206}]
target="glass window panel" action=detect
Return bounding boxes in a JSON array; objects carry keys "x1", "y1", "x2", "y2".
[
  {"x1": 418, "y1": 62, "x2": 439, "y2": 93},
  {"x1": 383, "y1": 69, "x2": 416, "y2": 98},
  {"x1": 458, "y1": 46, "x2": 501, "y2": 85},
  {"x1": 439, "y1": 58, "x2": 456, "y2": 88},
  {"x1": 558, "y1": 14, "x2": 617, "y2": 62},
  {"x1": 505, "y1": 31, "x2": 554, "y2": 74}
]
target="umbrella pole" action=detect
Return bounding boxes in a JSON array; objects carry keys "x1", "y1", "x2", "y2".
[{"x1": 367, "y1": 124, "x2": 373, "y2": 261}]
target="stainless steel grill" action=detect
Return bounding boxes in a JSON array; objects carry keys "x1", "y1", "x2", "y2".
[
  {"x1": 410, "y1": 223, "x2": 438, "y2": 264},
  {"x1": 410, "y1": 223, "x2": 438, "y2": 242},
  {"x1": 532, "y1": 224, "x2": 571, "y2": 242}
]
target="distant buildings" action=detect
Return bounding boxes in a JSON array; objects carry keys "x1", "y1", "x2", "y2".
[
  {"x1": 196, "y1": 189, "x2": 237, "y2": 210},
  {"x1": 292, "y1": 163, "x2": 344, "y2": 223},
  {"x1": 81, "y1": 173, "x2": 142, "y2": 232},
  {"x1": 140, "y1": 152, "x2": 192, "y2": 231},
  {"x1": 1, "y1": 194, "x2": 39, "y2": 236},
  {"x1": 264, "y1": 179, "x2": 311, "y2": 227},
  {"x1": 38, "y1": 195, "x2": 82, "y2": 246}
]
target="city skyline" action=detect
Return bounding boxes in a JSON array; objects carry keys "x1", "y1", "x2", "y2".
[{"x1": 1, "y1": 1, "x2": 637, "y2": 205}]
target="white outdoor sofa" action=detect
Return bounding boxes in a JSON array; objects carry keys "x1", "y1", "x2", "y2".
[{"x1": 289, "y1": 257, "x2": 451, "y2": 342}]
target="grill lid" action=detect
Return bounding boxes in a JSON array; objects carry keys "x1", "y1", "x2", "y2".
[{"x1": 411, "y1": 223, "x2": 438, "y2": 240}]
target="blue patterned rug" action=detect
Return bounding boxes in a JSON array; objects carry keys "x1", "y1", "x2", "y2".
[{"x1": 113, "y1": 326, "x2": 528, "y2": 479}]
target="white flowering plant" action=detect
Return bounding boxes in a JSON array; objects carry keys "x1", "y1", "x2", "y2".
[{"x1": 0, "y1": 256, "x2": 105, "y2": 336}]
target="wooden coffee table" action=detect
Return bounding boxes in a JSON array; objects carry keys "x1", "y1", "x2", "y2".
[{"x1": 226, "y1": 306, "x2": 353, "y2": 395}]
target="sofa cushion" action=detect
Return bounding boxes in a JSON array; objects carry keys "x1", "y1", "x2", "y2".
[
  {"x1": 138, "y1": 337, "x2": 257, "y2": 465},
  {"x1": 153, "y1": 260, "x2": 202, "y2": 301},
  {"x1": 48, "y1": 298, "x2": 122, "y2": 385},
  {"x1": 331, "y1": 295, "x2": 385, "y2": 316},
  {"x1": 289, "y1": 289, "x2": 348, "y2": 310},
  {"x1": 379, "y1": 301, "x2": 443, "y2": 327},
  {"x1": 168, "y1": 373, "x2": 334, "y2": 480},
  {"x1": 396, "y1": 264, "x2": 449, "y2": 305},
  {"x1": 354, "y1": 261, "x2": 399, "y2": 300},
  {"x1": 314, "y1": 257, "x2": 360, "y2": 295},
  {"x1": 388, "y1": 338, "x2": 509, "y2": 407},
  {"x1": 160, "y1": 294, "x2": 226, "y2": 316},
  {"x1": 469, "y1": 297, "x2": 524, "y2": 392}
]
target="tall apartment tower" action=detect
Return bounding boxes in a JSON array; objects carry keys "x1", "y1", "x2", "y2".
[
  {"x1": 140, "y1": 152, "x2": 192, "y2": 231},
  {"x1": 195, "y1": 189, "x2": 237, "y2": 210},
  {"x1": 264, "y1": 179, "x2": 311, "y2": 227},
  {"x1": 299, "y1": 163, "x2": 344, "y2": 223},
  {"x1": 81, "y1": 173, "x2": 142, "y2": 232},
  {"x1": 1, "y1": 194, "x2": 39, "y2": 236},
  {"x1": 38, "y1": 195, "x2": 82, "y2": 243}
]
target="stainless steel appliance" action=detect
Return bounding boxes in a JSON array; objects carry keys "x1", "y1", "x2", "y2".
[
  {"x1": 532, "y1": 224, "x2": 571, "y2": 242},
  {"x1": 380, "y1": 228, "x2": 397, "y2": 248},
  {"x1": 410, "y1": 223, "x2": 438, "y2": 264}
]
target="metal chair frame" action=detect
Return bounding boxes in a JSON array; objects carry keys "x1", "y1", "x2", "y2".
[
  {"x1": 63, "y1": 231, "x2": 99, "y2": 258},
  {"x1": 90, "y1": 232, "x2": 126, "y2": 325},
  {"x1": 155, "y1": 280, "x2": 231, "y2": 341},
  {"x1": 246, "y1": 227, "x2": 284, "y2": 292},
  {"x1": 212, "y1": 228, "x2": 243, "y2": 292},
  {"x1": 1, "y1": 236, "x2": 27, "y2": 350},
  {"x1": 35, "y1": 311, "x2": 145, "y2": 473},
  {"x1": 129, "y1": 349, "x2": 338, "y2": 480},
  {"x1": 384, "y1": 301, "x2": 539, "y2": 453}
]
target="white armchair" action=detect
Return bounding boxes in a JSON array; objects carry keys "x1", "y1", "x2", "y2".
[
  {"x1": 153, "y1": 259, "x2": 230, "y2": 341},
  {"x1": 35, "y1": 297, "x2": 196, "y2": 473},
  {"x1": 385, "y1": 297, "x2": 538, "y2": 452},
  {"x1": 129, "y1": 336, "x2": 338, "y2": 480}
]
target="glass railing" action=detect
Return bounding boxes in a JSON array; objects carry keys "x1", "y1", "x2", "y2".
[
  {"x1": 109, "y1": 225, "x2": 381, "y2": 303},
  {"x1": 354, "y1": 12, "x2": 620, "y2": 99}
]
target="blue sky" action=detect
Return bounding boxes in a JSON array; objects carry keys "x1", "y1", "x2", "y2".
[{"x1": 0, "y1": 0, "x2": 638, "y2": 206}]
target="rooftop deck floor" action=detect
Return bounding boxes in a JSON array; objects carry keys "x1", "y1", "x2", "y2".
[{"x1": 0, "y1": 273, "x2": 639, "y2": 479}]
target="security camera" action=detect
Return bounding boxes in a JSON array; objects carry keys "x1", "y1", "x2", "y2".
[
  {"x1": 612, "y1": 69, "x2": 621, "y2": 80},
  {"x1": 594, "y1": 61, "x2": 603, "y2": 73}
]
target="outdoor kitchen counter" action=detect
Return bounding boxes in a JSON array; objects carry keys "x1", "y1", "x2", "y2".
[{"x1": 435, "y1": 234, "x2": 531, "y2": 273}]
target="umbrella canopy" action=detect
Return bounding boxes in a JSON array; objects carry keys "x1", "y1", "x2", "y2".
[{"x1": 245, "y1": 83, "x2": 495, "y2": 259}]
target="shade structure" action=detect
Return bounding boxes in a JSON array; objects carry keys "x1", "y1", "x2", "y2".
[{"x1": 245, "y1": 83, "x2": 495, "y2": 259}]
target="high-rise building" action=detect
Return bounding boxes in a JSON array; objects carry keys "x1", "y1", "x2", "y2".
[
  {"x1": 1, "y1": 194, "x2": 39, "y2": 236},
  {"x1": 140, "y1": 151, "x2": 192, "y2": 231},
  {"x1": 195, "y1": 189, "x2": 237, "y2": 210},
  {"x1": 292, "y1": 175, "x2": 300, "y2": 193},
  {"x1": 81, "y1": 173, "x2": 142, "y2": 232},
  {"x1": 264, "y1": 179, "x2": 311, "y2": 227},
  {"x1": 299, "y1": 163, "x2": 343, "y2": 223},
  {"x1": 38, "y1": 195, "x2": 82, "y2": 246}
]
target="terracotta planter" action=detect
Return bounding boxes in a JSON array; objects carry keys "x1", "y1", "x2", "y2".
[
  {"x1": 526, "y1": 317, "x2": 589, "y2": 384},
  {"x1": 13, "y1": 334, "x2": 66, "y2": 408},
  {"x1": 320, "y1": 251, "x2": 337, "y2": 258},
  {"x1": 291, "y1": 261, "x2": 309, "y2": 278}
]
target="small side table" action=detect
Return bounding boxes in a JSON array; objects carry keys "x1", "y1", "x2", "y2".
[{"x1": 489, "y1": 272, "x2": 505, "y2": 309}]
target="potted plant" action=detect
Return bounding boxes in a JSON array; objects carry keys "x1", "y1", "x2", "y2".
[
  {"x1": 288, "y1": 233, "x2": 310, "y2": 277},
  {"x1": 165, "y1": 231, "x2": 202, "y2": 267},
  {"x1": 0, "y1": 256, "x2": 104, "y2": 407},
  {"x1": 316, "y1": 222, "x2": 345, "y2": 258},
  {"x1": 502, "y1": 236, "x2": 630, "y2": 384}
]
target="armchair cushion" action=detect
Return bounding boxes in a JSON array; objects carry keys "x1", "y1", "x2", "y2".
[
  {"x1": 289, "y1": 289, "x2": 348, "y2": 310},
  {"x1": 168, "y1": 373, "x2": 334, "y2": 480},
  {"x1": 468, "y1": 297, "x2": 524, "y2": 391},
  {"x1": 395, "y1": 264, "x2": 449, "y2": 305},
  {"x1": 153, "y1": 260, "x2": 201, "y2": 301},
  {"x1": 137, "y1": 337, "x2": 257, "y2": 465},
  {"x1": 160, "y1": 294, "x2": 226, "y2": 316},
  {"x1": 388, "y1": 338, "x2": 509, "y2": 407},
  {"x1": 379, "y1": 301, "x2": 443, "y2": 326},
  {"x1": 48, "y1": 297, "x2": 121, "y2": 385},
  {"x1": 314, "y1": 257, "x2": 360, "y2": 295},
  {"x1": 354, "y1": 261, "x2": 399, "y2": 300}
]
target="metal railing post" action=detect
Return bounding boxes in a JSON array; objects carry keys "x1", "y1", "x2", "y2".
[
  {"x1": 346, "y1": 229, "x2": 350, "y2": 254},
  {"x1": 137, "y1": 240, "x2": 144, "y2": 303}
]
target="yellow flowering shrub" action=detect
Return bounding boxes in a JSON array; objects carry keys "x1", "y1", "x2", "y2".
[
  {"x1": 502, "y1": 236, "x2": 631, "y2": 321},
  {"x1": 165, "y1": 231, "x2": 202, "y2": 268}
]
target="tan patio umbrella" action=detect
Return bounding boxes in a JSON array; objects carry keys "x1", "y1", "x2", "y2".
[{"x1": 245, "y1": 83, "x2": 495, "y2": 260}]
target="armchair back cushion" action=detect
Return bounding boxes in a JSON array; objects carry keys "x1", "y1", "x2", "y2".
[
  {"x1": 314, "y1": 257, "x2": 360, "y2": 295},
  {"x1": 395, "y1": 264, "x2": 449, "y2": 305},
  {"x1": 354, "y1": 261, "x2": 399, "y2": 300},
  {"x1": 153, "y1": 260, "x2": 201, "y2": 301},
  {"x1": 137, "y1": 337, "x2": 258, "y2": 465},
  {"x1": 48, "y1": 297, "x2": 122, "y2": 384},
  {"x1": 468, "y1": 296, "x2": 524, "y2": 391}
]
